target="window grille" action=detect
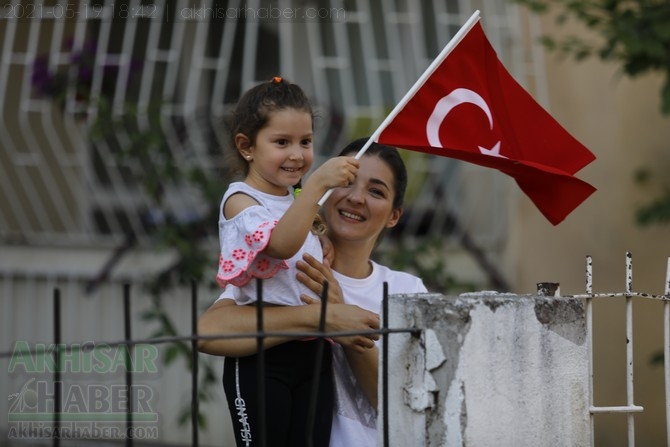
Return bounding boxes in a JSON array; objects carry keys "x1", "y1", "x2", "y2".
[{"x1": 1, "y1": 0, "x2": 546, "y2": 258}]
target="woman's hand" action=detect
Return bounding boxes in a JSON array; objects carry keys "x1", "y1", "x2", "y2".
[
  {"x1": 301, "y1": 297, "x2": 380, "y2": 353},
  {"x1": 297, "y1": 253, "x2": 343, "y2": 304},
  {"x1": 297, "y1": 253, "x2": 379, "y2": 352}
]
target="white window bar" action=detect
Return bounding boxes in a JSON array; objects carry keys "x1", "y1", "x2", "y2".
[
  {"x1": 137, "y1": 1, "x2": 166, "y2": 124},
  {"x1": 665, "y1": 258, "x2": 670, "y2": 447},
  {"x1": 210, "y1": 0, "x2": 242, "y2": 116},
  {"x1": 0, "y1": 17, "x2": 46, "y2": 232},
  {"x1": 586, "y1": 254, "x2": 595, "y2": 446},
  {"x1": 158, "y1": 0, "x2": 188, "y2": 176},
  {"x1": 579, "y1": 253, "x2": 670, "y2": 447},
  {"x1": 586, "y1": 254, "x2": 643, "y2": 447},
  {"x1": 63, "y1": 7, "x2": 98, "y2": 239},
  {"x1": 626, "y1": 253, "x2": 636, "y2": 443}
]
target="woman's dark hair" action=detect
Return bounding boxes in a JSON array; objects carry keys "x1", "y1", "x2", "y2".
[
  {"x1": 338, "y1": 138, "x2": 407, "y2": 210},
  {"x1": 228, "y1": 77, "x2": 313, "y2": 175}
]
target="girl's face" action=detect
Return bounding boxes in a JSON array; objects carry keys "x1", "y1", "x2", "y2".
[
  {"x1": 323, "y1": 154, "x2": 402, "y2": 246},
  {"x1": 237, "y1": 108, "x2": 313, "y2": 195}
]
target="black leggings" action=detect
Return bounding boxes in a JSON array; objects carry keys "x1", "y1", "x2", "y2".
[{"x1": 223, "y1": 340, "x2": 333, "y2": 447}]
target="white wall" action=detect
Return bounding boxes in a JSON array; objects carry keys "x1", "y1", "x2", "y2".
[{"x1": 383, "y1": 292, "x2": 589, "y2": 447}]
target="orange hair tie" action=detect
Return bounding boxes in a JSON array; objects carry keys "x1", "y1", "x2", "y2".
[{"x1": 271, "y1": 76, "x2": 282, "y2": 84}]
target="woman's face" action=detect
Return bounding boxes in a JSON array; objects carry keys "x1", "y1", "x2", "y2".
[{"x1": 323, "y1": 154, "x2": 402, "y2": 246}]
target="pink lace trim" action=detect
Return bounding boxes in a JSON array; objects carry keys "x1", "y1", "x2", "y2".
[{"x1": 216, "y1": 219, "x2": 288, "y2": 288}]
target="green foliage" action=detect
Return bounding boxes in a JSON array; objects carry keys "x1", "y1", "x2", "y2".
[
  {"x1": 33, "y1": 38, "x2": 225, "y2": 429},
  {"x1": 633, "y1": 166, "x2": 670, "y2": 226},
  {"x1": 91, "y1": 100, "x2": 223, "y2": 430},
  {"x1": 631, "y1": 162, "x2": 670, "y2": 230},
  {"x1": 635, "y1": 190, "x2": 670, "y2": 225},
  {"x1": 515, "y1": 0, "x2": 670, "y2": 114},
  {"x1": 650, "y1": 350, "x2": 664, "y2": 366}
]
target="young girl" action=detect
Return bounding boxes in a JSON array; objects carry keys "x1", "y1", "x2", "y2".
[{"x1": 216, "y1": 77, "x2": 359, "y2": 447}]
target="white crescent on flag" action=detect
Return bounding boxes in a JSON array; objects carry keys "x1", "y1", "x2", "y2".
[{"x1": 426, "y1": 88, "x2": 505, "y2": 158}]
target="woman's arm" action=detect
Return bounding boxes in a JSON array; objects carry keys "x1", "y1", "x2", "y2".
[
  {"x1": 296, "y1": 253, "x2": 380, "y2": 407},
  {"x1": 197, "y1": 298, "x2": 317, "y2": 356},
  {"x1": 197, "y1": 297, "x2": 380, "y2": 357},
  {"x1": 343, "y1": 345, "x2": 379, "y2": 408}
]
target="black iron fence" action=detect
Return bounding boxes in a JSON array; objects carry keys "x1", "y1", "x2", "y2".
[{"x1": 0, "y1": 279, "x2": 418, "y2": 447}]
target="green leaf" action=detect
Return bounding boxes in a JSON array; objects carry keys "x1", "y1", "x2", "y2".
[
  {"x1": 521, "y1": 0, "x2": 670, "y2": 115},
  {"x1": 163, "y1": 344, "x2": 181, "y2": 365},
  {"x1": 635, "y1": 192, "x2": 670, "y2": 226},
  {"x1": 650, "y1": 350, "x2": 664, "y2": 366},
  {"x1": 661, "y1": 76, "x2": 670, "y2": 115},
  {"x1": 140, "y1": 309, "x2": 159, "y2": 321},
  {"x1": 633, "y1": 167, "x2": 651, "y2": 185},
  {"x1": 177, "y1": 407, "x2": 190, "y2": 426}
]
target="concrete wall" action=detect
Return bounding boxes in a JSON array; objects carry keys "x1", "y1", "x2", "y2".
[{"x1": 384, "y1": 293, "x2": 589, "y2": 447}]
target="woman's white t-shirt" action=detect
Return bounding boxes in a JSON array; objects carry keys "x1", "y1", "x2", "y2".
[{"x1": 328, "y1": 261, "x2": 427, "y2": 447}]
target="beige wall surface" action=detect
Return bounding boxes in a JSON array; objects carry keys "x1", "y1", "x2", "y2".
[{"x1": 504, "y1": 15, "x2": 670, "y2": 447}]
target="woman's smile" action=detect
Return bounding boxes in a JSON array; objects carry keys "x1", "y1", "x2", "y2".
[{"x1": 339, "y1": 209, "x2": 365, "y2": 222}]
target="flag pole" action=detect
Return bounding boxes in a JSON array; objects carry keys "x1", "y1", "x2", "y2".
[{"x1": 317, "y1": 9, "x2": 482, "y2": 206}]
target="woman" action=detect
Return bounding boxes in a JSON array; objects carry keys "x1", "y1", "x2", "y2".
[{"x1": 198, "y1": 138, "x2": 428, "y2": 447}]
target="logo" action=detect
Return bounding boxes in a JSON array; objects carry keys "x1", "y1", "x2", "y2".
[
  {"x1": 8, "y1": 341, "x2": 159, "y2": 374},
  {"x1": 7, "y1": 341, "x2": 160, "y2": 440}
]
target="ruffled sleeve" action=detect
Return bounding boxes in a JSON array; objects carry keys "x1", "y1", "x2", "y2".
[{"x1": 216, "y1": 205, "x2": 288, "y2": 288}]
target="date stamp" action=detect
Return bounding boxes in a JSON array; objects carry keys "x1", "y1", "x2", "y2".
[{"x1": 0, "y1": 2, "x2": 160, "y2": 21}]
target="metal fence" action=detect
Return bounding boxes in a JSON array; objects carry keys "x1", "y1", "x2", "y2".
[
  {"x1": 574, "y1": 253, "x2": 670, "y2": 447},
  {"x1": 1, "y1": 277, "x2": 415, "y2": 446}
]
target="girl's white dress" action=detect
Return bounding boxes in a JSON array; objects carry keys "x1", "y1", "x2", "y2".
[{"x1": 216, "y1": 181, "x2": 322, "y2": 306}]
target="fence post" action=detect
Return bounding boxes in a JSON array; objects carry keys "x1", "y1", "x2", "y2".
[
  {"x1": 123, "y1": 284, "x2": 133, "y2": 447},
  {"x1": 382, "y1": 282, "x2": 389, "y2": 447},
  {"x1": 305, "y1": 281, "x2": 329, "y2": 447},
  {"x1": 53, "y1": 288, "x2": 61, "y2": 447},
  {"x1": 586, "y1": 255, "x2": 595, "y2": 447},
  {"x1": 255, "y1": 278, "x2": 266, "y2": 447},
  {"x1": 625, "y1": 252, "x2": 635, "y2": 446},
  {"x1": 191, "y1": 280, "x2": 199, "y2": 447},
  {"x1": 664, "y1": 258, "x2": 670, "y2": 447}
]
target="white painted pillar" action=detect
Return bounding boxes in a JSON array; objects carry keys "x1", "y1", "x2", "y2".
[{"x1": 381, "y1": 293, "x2": 589, "y2": 447}]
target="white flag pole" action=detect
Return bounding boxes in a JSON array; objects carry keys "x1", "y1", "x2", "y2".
[{"x1": 317, "y1": 10, "x2": 481, "y2": 206}]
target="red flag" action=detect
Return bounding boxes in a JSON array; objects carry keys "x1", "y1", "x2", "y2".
[{"x1": 375, "y1": 20, "x2": 596, "y2": 225}]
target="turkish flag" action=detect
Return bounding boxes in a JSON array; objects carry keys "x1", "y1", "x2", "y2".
[{"x1": 376, "y1": 21, "x2": 596, "y2": 225}]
